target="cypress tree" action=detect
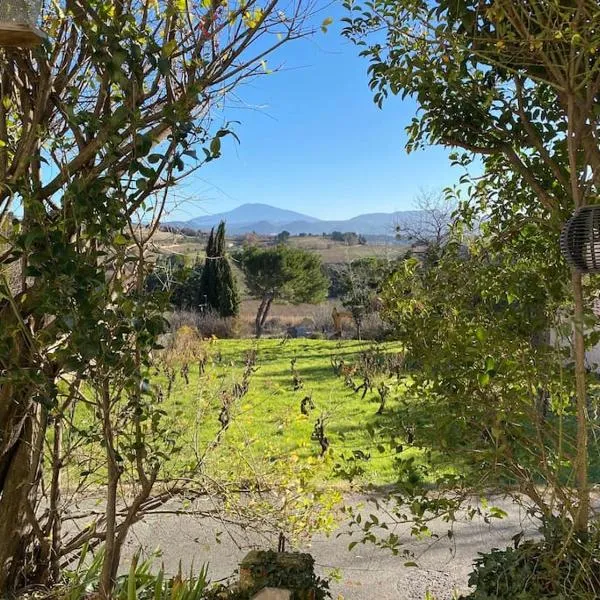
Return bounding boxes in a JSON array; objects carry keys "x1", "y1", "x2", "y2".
[{"x1": 199, "y1": 221, "x2": 240, "y2": 317}]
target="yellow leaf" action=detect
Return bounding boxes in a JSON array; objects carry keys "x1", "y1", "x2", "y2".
[
  {"x1": 321, "y1": 16, "x2": 333, "y2": 33},
  {"x1": 163, "y1": 40, "x2": 177, "y2": 57}
]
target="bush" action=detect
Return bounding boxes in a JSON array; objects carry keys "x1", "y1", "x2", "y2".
[
  {"x1": 161, "y1": 324, "x2": 206, "y2": 367},
  {"x1": 359, "y1": 312, "x2": 391, "y2": 341},
  {"x1": 262, "y1": 317, "x2": 283, "y2": 334},
  {"x1": 460, "y1": 533, "x2": 600, "y2": 600},
  {"x1": 310, "y1": 304, "x2": 334, "y2": 333},
  {"x1": 166, "y1": 309, "x2": 200, "y2": 331},
  {"x1": 196, "y1": 310, "x2": 239, "y2": 339},
  {"x1": 240, "y1": 550, "x2": 331, "y2": 600},
  {"x1": 167, "y1": 310, "x2": 239, "y2": 339}
]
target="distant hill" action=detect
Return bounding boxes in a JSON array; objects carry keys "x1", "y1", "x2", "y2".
[
  {"x1": 166, "y1": 203, "x2": 423, "y2": 236},
  {"x1": 184, "y1": 203, "x2": 320, "y2": 230}
]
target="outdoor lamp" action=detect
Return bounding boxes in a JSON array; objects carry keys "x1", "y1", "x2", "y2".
[
  {"x1": 0, "y1": 0, "x2": 45, "y2": 47},
  {"x1": 560, "y1": 206, "x2": 600, "y2": 273}
]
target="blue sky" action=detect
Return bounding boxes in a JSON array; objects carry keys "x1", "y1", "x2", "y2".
[{"x1": 169, "y1": 5, "x2": 465, "y2": 222}]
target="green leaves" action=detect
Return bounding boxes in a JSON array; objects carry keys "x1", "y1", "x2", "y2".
[
  {"x1": 477, "y1": 372, "x2": 490, "y2": 386},
  {"x1": 236, "y1": 245, "x2": 329, "y2": 335}
]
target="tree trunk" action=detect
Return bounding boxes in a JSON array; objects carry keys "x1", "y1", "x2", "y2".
[
  {"x1": 255, "y1": 295, "x2": 274, "y2": 338},
  {"x1": 100, "y1": 380, "x2": 120, "y2": 599},
  {"x1": 572, "y1": 270, "x2": 589, "y2": 534},
  {"x1": 255, "y1": 296, "x2": 267, "y2": 338},
  {"x1": 49, "y1": 418, "x2": 63, "y2": 583},
  {"x1": 0, "y1": 384, "x2": 45, "y2": 593}
]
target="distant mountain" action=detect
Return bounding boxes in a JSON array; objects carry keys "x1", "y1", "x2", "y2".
[
  {"x1": 185, "y1": 203, "x2": 320, "y2": 230},
  {"x1": 166, "y1": 203, "x2": 423, "y2": 236}
]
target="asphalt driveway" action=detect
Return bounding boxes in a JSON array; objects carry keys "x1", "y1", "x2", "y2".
[{"x1": 119, "y1": 494, "x2": 539, "y2": 599}]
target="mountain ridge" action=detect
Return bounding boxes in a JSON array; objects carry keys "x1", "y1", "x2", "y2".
[{"x1": 166, "y1": 203, "x2": 422, "y2": 236}]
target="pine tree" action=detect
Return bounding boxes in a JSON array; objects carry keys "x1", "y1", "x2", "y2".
[{"x1": 199, "y1": 221, "x2": 240, "y2": 317}]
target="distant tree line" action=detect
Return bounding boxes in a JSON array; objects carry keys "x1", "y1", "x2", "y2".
[
  {"x1": 328, "y1": 231, "x2": 367, "y2": 245},
  {"x1": 274, "y1": 230, "x2": 367, "y2": 245},
  {"x1": 159, "y1": 224, "x2": 205, "y2": 238}
]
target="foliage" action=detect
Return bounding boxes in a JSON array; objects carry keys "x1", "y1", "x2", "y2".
[
  {"x1": 0, "y1": 0, "x2": 314, "y2": 593},
  {"x1": 146, "y1": 255, "x2": 205, "y2": 311},
  {"x1": 343, "y1": 0, "x2": 600, "y2": 536},
  {"x1": 235, "y1": 245, "x2": 329, "y2": 337},
  {"x1": 200, "y1": 222, "x2": 240, "y2": 318},
  {"x1": 337, "y1": 257, "x2": 394, "y2": 339},
  {"x1": 241, "y1": 551, "x2": 331, "y2": 600},
  {"x1": 276, "y1": 230, "x2": 291, "y2": 244},
  {"x1": 61, "y1": 547, "x2": 210, "y2": 600},
  {"x1": 460, "y1": 531, "x2": 600, "y2": 600},
  {"x1": 379, "y1": 229, "x2": 593, "y2": 519},
  {"x1": 332, "y1": 226, "x2": 600, "y2": 560}
]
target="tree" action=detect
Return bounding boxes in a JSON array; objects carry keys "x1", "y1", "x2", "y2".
[
  {"x1": 276, "y1": 230, "x2": 291, "y2": 243},
  {"x1": 338, "y1": 257, "x2": 392, "y2": 339},
  {"x1": 0, "y1": 0, "x2": 313, "y2": 593},
  {"x1": 173, "y1": 259, "x2": 204, "y2": 310},
  {"x1": 344, "y1": 0, "x2": 600, "y2": 535},
  {"x1": 330, "y1": 231, "x2": 360, "y2": 245},
  {"x1": 200, "y1": 221, "x2": 239, "y2": 317},
  {"x1": 395, "y1": 189, "x2": 455, "y2": 265},
  {"x1": 347, "y1": 228, "x2": 575, "y2": 561},
  {"x1": 344, "y1": 232, "x2": 359, "y2": 245},
  {"x1": 236, "y1": 245, "x2": 328, "y2": 337},
  {"x1": 145, "y1": 254, "x2": 205, "y2": 310}
]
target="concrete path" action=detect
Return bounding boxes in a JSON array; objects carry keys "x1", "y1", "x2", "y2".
[{"x1": 120, "y1": 494, "x2": 539, "y2": 600}]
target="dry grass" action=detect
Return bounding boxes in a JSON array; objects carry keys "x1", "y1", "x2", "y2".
[
  {"x1": 152, "y1": 231, "x2": 407, "y2": 265},
  {"x1": 167, "y1": 309, "x2": 240, "y2": 338},
  {"x1": 238, "y1": 299, "x2": 338, "y2": 335},
  {"x1": 288, "y1": 237, "x2": 407, "y2": 263},
  {"x1": 168, "y1": 301, "x2": 389, "y2": 340}
]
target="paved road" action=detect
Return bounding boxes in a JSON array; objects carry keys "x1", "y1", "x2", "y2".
[{"x1": 120, "y1": 494, "x2": 539, "y2": 600}]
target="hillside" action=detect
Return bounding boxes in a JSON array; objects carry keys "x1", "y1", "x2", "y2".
[
  {"x1": 184, "y1": 203, "x2": 320, "y2": 230},
  {"x1": 166, "y1": 203, "x2": 423, "y2": 236}
]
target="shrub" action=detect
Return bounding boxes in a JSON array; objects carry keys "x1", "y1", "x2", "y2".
[
  {"x1": 460, "y1": 534, "x2": 600, "y2": 600},
  {"x1": 167, "y1": 310, "x2": 239, "y2": 339},
  {"x1": 310, "y1": 304, "x2": 334, "y2": 333},
  {"x1": 166, "y1": 309, "x2": 200, "y2": 331},
  {"x1": 195, "y1": 310, "x2": 239, "y2": 339},
  {"x1": 359, "y1": 312, "x2": 391, "y2": 341},
  {"x1": 240, "y1": 550, "x2": 331, "y2": 600},
  {"x1": 262, "y1": 317, "x2": 283, "y2": 334}
]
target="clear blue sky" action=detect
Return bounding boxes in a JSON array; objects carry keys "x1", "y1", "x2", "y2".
[{"x1": 169, "y1": 5, "x2": 465, "y2": 222}]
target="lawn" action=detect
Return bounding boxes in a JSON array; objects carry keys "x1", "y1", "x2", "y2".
[{"x1": 159, "y1": 338, "x2": 414, "y2": 487}]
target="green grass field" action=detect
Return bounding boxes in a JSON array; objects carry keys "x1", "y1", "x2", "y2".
[{"x1": 160, "y1": 338, "x2": 416, "y2": 487}]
